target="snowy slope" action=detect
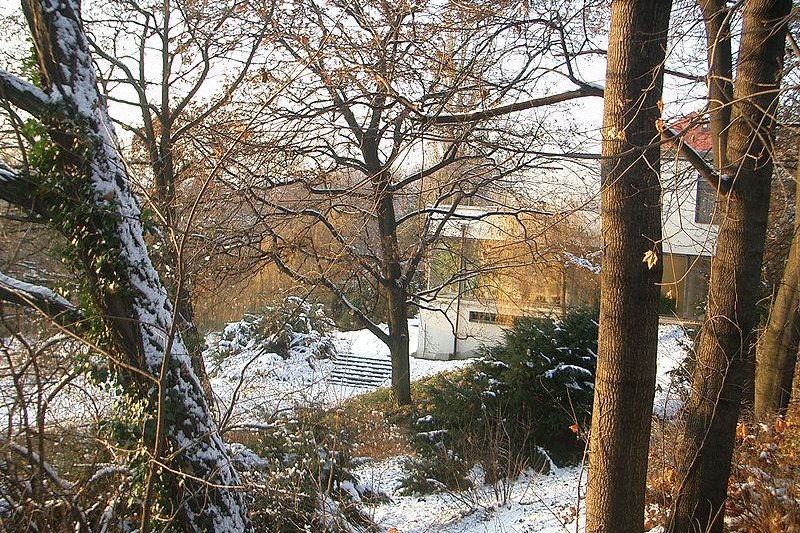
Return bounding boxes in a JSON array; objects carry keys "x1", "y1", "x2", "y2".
[{"x1": 355, "y1": 456, "x2": 586, "y2": 533}]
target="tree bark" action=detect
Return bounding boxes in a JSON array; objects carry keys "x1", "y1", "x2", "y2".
[
  {"x1": 699, "y1": 0, "x2": 733, "y2": 170},
  {"x1": 754, "y1": 161, "x2": 800, "y2": 418},
  {"x1": 668, "y1": 0, "x2": 790, "y2": 530},
  {"x1": 387, "y1": 285, "x2": 412, "y2": 405},
  {"x1": 374, "y1": 168, "x2": 413, "y2": 405},
  {"x1": 14, "y1": 0, "x2": 251, "y2": 529},
  {"x1": 585, "y1": 0, "x2": 671, "y2": 531}
]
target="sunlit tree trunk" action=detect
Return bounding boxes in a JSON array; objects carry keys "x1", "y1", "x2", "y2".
[
  {"x1": 585, "y1": 0, "x2": 671, "y2": 530},
  {"x1": 755, "y1": 161, "x2": 800, "y2": 418}
]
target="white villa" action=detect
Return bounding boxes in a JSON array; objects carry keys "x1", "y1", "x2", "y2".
[{"x1": 416, "y1": 128, "x2": 719, "y2": 360}]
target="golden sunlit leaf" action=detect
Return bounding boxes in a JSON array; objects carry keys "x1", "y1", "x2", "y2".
[{"x1": 643, "y1": 250, "x2": 658, "y2": 269}]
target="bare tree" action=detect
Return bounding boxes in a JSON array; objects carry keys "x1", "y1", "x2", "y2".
[
  {"x1": 234, "y1": 0, "x2": 604, "y2": 404},
  {"x1": 0, "y1": 0, "x2": 250, "y2": 529},
  {"x1": 83, "y1": 0, "x2": 269, "y2": 396}
]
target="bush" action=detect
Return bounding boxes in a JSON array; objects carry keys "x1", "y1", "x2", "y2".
[
  {"x1": 403, "y1": 308, "x2": 598, "y2": 493},
  {"x1": 234, "y1": 408, "x2": 381, "y2": 532},
  {"x1": 478, "y1": 309, "x2": 597, "y2": 461},
  {"x1": 726, "y1": 415, "x2": 800, "y2": 532},
  {"x1": 207, "y1": 297, "x2": 336, "y2": 364}
]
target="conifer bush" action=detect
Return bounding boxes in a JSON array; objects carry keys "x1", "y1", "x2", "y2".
[
  {"x1": 237, "y1": 409, "x2": 380, "y2": 532},
  {"x1": 404, "y1": 308, "x2": 598, "y2": 493}
]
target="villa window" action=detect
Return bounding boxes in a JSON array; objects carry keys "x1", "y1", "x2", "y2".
[
  {"x1": 695, "y1": 176, "x2": 719, "y2": 224},
  {"x1": 469, "y1": 311, "x2": 518, "y2": 325}
]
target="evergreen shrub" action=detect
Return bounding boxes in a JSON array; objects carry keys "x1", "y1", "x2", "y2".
[{"x1": 404, "y1": 308, "x2": 598, "y2": 493}]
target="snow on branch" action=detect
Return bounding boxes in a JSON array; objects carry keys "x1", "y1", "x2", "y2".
[
  {"x1": 2, "y1": 437, "x2": 91, "y2": 529},
  {"x1": 0, "y1": 164, "x2": 47, "y2": 218},
  {"x1": 0, "y1": 70, "x2": 51, "y2": 117},
  {"x1": 0, "y1": 271, "x2": 82, "y2": 326}
]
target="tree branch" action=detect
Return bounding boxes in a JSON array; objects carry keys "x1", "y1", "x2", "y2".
[
  {"x1": 0, "y1": 272, "x2": 83, "y2": 327},
  {"x1": 0, "y1": 70, "x2": 50, "y2": 117},
  {"x1": 418, "y1": 86, "x2": 603, "y2": 125},
  {"x1": 661, "y1": 126, "x2": 727, "y2": 194},
  {"x1": 0, "y1": 164, "x2": 47, "y2": 218}
]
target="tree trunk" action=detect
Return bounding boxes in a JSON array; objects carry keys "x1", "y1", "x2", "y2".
[
  {"x1": 585, "y1": 0, "x2": 671, "y2": 530},
  {"x1": 387, "y1": 285, "x2": 412, "y2": 405},
  {"x1": 789, "y1": 343, "x2": 800, "y2": 417},
  {"x1": 668, "y1": 1, "x2": 789, "y2": 530},
  {"x1": 699, "y1": 0, "x2": 733, "y2": 170},
  {"x1": 374, "y1": 164, "x2": 413, "y2": 405},
  {"x1": 754, "y1": 162, "x2": 800, "y2": 418},
  {"x1": 20, "y1": 0, "x2": 250, "y2": 529}
]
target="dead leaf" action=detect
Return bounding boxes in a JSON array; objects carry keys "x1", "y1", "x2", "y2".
[{"x1": 736, "y1": 422, "x2": 748, "y2": 441}]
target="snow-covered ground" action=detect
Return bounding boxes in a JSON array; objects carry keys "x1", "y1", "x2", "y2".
[
  {"x1": 0, "y1": 316, "x2": 690, "y2": 532},
  {"x1": 340, "y1": 325, "x2": 689, "y2": 533},
  {"x1": 207, "y1": 317, "x2": 473, "y2": 425},
  {"x1": 205, "y1": 318, "x2": 687, "y2": 533},
  {"x1": 207, "y1": 317, "x2": 688, "y2": 426},
  {"x1": 354, "y1": 456, "x2": 587, "y2": 533}
]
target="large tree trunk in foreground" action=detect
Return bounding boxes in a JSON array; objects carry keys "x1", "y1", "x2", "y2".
[
  {"x1": 755, "y1": 162, "x2": 800, "y2": 419},
  {"x1": 4, "y1": 0, "x2": 251, "y2": 530},
  {"x1": 668, "y1": 1, "x2": 789, "y2": 530},
  {"x1": 585, "y1": 0, "x2": 671, "y2": 530}
]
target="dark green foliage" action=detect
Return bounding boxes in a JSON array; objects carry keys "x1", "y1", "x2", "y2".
[
  {"x1": 478, "y1": 309, "x2": 598, "y2": 462},
  {"x1": 403, "y1": 308, "x2": 598, "y2": 493}
]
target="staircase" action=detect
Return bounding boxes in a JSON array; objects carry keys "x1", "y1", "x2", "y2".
[{"x1": 329, "y1": 352, "x2": 392, "y2": 388}]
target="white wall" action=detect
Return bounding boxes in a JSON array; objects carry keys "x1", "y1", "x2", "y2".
[
  {"x1": 417, "y1": 298, "x2": 561, "y2": 360},
  {"x1": 661, "y1": 162, "x2": 718, "y2": 257}
]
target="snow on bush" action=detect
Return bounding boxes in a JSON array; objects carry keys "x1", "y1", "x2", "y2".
[
  {"x1": 204, "y1": 298, "x2": 341, "y2": 424},
  {"x1": 230, "y1": 409, "x2": 382, "y2": 532},
  {"x1": 208, "y1": 296, "x2": 335, "y2": 363}
]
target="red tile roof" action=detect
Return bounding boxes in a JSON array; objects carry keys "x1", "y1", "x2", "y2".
[{"x1": 668, "y1": 112, "x2": 713, "y2": 153}]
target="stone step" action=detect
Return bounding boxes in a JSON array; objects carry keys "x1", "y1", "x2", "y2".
[
  {"x1": 334, "y1": 354, "x2": 392, "y2": 367},
  {"x1": 328, "y1": 374, "x2": 389, "y2": 387},
  {"x1": 328, "y1": 351, "x2": 392, "y2": 387},
  {"x1": 332, "y1": 359, "x2": 392, "y2": 373}
]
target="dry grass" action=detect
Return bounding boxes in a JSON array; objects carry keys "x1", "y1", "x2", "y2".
[
  {"x1": 644, "y1": 412, "x2": 800, "y2": 532},
  {"x1": 726, "y1": 414, "x2": 800, "y2": 532}
]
